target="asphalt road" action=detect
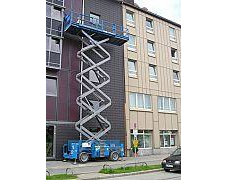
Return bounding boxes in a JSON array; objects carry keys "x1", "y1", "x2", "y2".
[{"x1": 108, "y1": 171, "x2": 181, "y2": 180}]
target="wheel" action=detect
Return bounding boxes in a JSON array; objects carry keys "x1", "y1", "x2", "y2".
[
  {"x1": 109, "y1": 151, "x2": 119, "y2": 161},
  {"x1": 164, "y1": 168, "x2": 170, "y2": 172},
  {"x1": 79, "y1": 152, "x2": 89, "y2": 163}
]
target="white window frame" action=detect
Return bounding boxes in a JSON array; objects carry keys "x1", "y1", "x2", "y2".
[
  {"x1": 171, "y1": 48, "x2": 178, "y2": 63},
  {"x1": 149, "y1": 64, "x2": 157, "y2": 81},
  {"x1": 46, "y1": 35, "x2": 50, "y2": 51},
  {"x1": 129, "y1": 92, "x2": 152, "y2": 110},
  {"x1": 126, "y1": 10, "x2": 135, "y2": 27},
  {"x1": 90, "y1": 13, "x2": 100, "y2": 25},
  {"x1": 146, "y1": 18, "x2": 154, "y2": 33},
  {"x1": 50, "y1": 37, "x2": 61, "y2": 53},
  {"x1": 169, "y1": 27, "x2": 176, "y2": 42},
  {"x1": 46, "y1": 77, "x2": 57, "y2": 97},
  {"x1": 128, "y1": 34, "x2": 136, "y2": 51},
  {"x1": 160, "y1": 130, "x2": 177, "y2": 148},
  {"x1": 173, "y1": 70, "x2": 180, "y2": 85},
  {"x1": 147, "y1": 40, "x2": 155, "y2": 57},
  {"x1": 128, "y1": 59, "x2": 137, "y2": 77},
  {"x1": 46, "y1": 4, "x2": 51, "y2": 18},
  {"x1": 51, "y1": 5, "x2": 62, "y2": 21},
  {"x1": 158, "y1": 96, "x2": 176, "y2": 113},
  {"x1": 46, "y1": 36, "x2": 62, "y2": 69},
  {"x1": 131, "y1": 130, "x2": 152, "y2": 149}
]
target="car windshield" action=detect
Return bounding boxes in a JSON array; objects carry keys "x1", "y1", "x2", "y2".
[{"x1": 172, "y1": 148, "x2": 181, "y2": 156}]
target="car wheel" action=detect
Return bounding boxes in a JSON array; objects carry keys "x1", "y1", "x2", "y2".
[
  {"x1": 79, "y1": 152, "x2": 89, "y2": 163},
  {"x1": 164, "y1": 169, "x2": 170, "y2": 172},
  {"x1": 109, "y1": 151, "x2": 119, "y2": 161}
]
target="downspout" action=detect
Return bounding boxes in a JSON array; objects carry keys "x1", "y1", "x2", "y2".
[{"x1": 79, "y1": 0, "x2": 85, "y2": 140}]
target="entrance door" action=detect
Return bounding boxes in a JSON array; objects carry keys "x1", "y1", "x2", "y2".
[{"x1": 46, "y1": 125, "x2": 55, "y2": 158}]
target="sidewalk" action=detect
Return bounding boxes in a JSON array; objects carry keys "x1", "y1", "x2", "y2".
[{"x1": 46, "y1": 154, "x2": 168, "y2": 177}]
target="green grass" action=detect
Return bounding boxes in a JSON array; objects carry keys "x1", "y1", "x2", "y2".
[
  {"x1": 99, "y1": 164, "x2": 162, "y2": 174},
  {"x1": 46, "y1": 174, "x2": 77, "y2": 180}
]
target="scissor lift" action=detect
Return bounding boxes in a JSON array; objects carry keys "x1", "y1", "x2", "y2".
[{"x1": 62, "y1": 11, "x2": 128, "y2": 163}]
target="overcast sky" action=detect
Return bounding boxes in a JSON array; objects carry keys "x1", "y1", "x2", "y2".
[{"x1": 134, "y1": 0, "x2": 181, "y2": 23}]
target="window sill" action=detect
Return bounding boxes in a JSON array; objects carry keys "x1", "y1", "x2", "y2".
[
  {"x1": 46, "y1": 94, "x2": 57, "y2": 97},
  {"x1": 148, "y1": 53, "x2": 155, "y2": 57},
  {"x1": 149, "y1": 78, "x2": 158, "y2": 82},
  {"x1": 174, "y1": 82, "x2": 181, "y2": 87},
  {"x1": 160, "y1": 146, "x2": 177, "y2": 149},
  {"x1": 127, "y1": 21, "x2": 135, "y2": 27},
  {"x1": 146, "y1": 28, "x2": 154, "y2": 34},
  {"x1": 158, "y1": 110, "x2": 177, "y2": 114},
  {"x1": 170, "y1": 38, "x2": 176, "y2": 42},
  {"x1": 128, "y1": 47, "x2": 137, "y2": 52},
  {"x1": 129, "y1": 75, "x2": 138, "y2": 79},
  {"x1": 130, "y1": 108, "x2": 153, "y2": 112},
  {"x1": 46, "y1": 65, "x2": 61, "y2": 70},
  {"x1": 172, "y1": 59, "x2": 178, "y2": 64}
]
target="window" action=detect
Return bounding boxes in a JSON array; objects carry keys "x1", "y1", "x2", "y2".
[
  {"x1": 169, "y1": 27, "x2": 176, "y2": 41},
  {"x1": 170, "y1": 98, "x2": 176, "y2": 111},
  {"x1": 138, "y1": 93, "x2": 144, "y2": 108},
  {"x1": 90, "y1": 13, "x2": 100, "y2": 25},
  {"x1": 158, "y1": 96, "x2": 176, "y2": 112},
  {"x1": 129, "y1": 92, "x2": 152, "y2": 110},
  {"x1": 131, "y1": 130, "x2": 152, "y2": 148},
  {"x1": 129, "y1": 92, "x2": 136, "y2": 108},
  {"x1": 171, "y1": 48, "x2": 178, "y2": 61},
  {"x1": 147, "y1": 41, "x2": 155, "y2": 56},
  {"x1": 173, "y1": 70, "x2": 180, "y2": 84},
  {"x1": 46, "y1": 4, "x2": 51, "y2": 17},
  {"x1": 149, "y1": 65, "x2": 157, "y2": 80},
  {"x1": 146, "y1": 18, "x2": 154, "y2": 33},
  {"x1": 126, "y1": 10, "x2": 134, "y2": 25},
  {"x1": 144, "y1": 94, "x2": 151, "y2": 109},
  {"x1": 51, "y1": 6, "x2": 62, "y2": 21},
  {"x1": 128, "y1": 34, "x2": 136, "y2": 51},
  {"x1": 128, "y1": 59, "x2": 137, "y2": 77},
  {"x1": 46, "y1": 125, "x2": 55, "y2": 157},
  {"x1": 50, "y1": 37, "x2": 60, "y2": 52},
  {"x1": 160, "y1": 131, "x2": 177, "y2": 147},
  {"x1": 46, "y1": 77, "x2": 57, "y2": 96}
]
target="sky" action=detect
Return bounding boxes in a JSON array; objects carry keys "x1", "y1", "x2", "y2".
[{"x1": 134, "y1": 0, "x2": 181, "y2": 23}]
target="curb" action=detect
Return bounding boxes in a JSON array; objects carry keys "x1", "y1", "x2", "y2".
[{"x1": 78, "y1": 168, "x2": 163, "y2": 180}]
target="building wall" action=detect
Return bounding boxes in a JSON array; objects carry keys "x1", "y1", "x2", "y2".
[
  {"x1": 46, "y1": 0, "x2": 126, "y2": 159},
  {"x1": 83, "y1": 0, "x2": 126, "y2": 145},
  {"x1": 123, "y1": 4, "x2": 181, "y2": 156},
  {"x1": 46, "y1": 0, "x2": 82, "y2": 160}
]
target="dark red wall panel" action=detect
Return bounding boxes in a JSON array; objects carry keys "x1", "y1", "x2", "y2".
[{"x1": 46, "y1": 96, "x2": 56, "y2": 120}]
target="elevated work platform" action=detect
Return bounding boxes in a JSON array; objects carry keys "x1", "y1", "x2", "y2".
[{"x1": 64, "y1": 11, "x2": 129, "y2": 46}]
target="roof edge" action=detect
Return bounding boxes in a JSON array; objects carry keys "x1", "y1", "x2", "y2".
[{"x1": 123, "y1": 2, "x2": 181, "y2": 28}]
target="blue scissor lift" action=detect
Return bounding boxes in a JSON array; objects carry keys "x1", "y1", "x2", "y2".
[{"x1": 62, "y1": 11, "x2": 129, "y2": 163}]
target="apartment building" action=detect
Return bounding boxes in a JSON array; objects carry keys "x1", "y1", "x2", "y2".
[
  {"x1": 46, "y1": 0, "x2": 127, "y2": 160},
  {"x1": 122, "y1": 1, "x2": 181, "y2": 156},
  {"x1": 46, "y1": 0, "x2": 181, "y2": 160}
]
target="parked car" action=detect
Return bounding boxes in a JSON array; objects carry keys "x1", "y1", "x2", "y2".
[{"x1": 161, "y1": 147, "x2": 181, "y2": 172}]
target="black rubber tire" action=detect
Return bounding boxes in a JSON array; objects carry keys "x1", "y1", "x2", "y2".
[
  {"x1": 79, "y1": 152, "x2": 89, "y2": 163},
  {"x1": 109, "y1": 151, "x2": 119, "y2": 161},
  {"x1": 164, "y1": 169, "x2": 170, "y2": 172}
]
